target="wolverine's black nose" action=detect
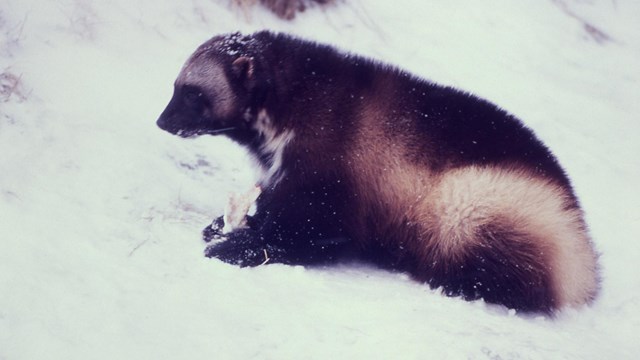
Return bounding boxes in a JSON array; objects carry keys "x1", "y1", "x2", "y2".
[
  {"x1": 156, "y1": 116, "x2": 169, "y2": 131},
  {"x1": 156, "y1": 112, "x2": 178, "y2": 134}
]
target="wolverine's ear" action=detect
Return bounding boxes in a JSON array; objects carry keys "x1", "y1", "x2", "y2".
[{"x1": 232, "y1": 56, "x2": 255, "y2": 86}]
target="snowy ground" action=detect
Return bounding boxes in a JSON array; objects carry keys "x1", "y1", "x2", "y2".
[{"x1": 1, "y1": 0, "x2": 639, "y2": 358}]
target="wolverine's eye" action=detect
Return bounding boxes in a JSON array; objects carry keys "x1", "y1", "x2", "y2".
[
  {"x1": 185, "y1": 90, "x2": 202, "y2": 104},
  {"x1": 182, "y1": 86, "x2": 206, "y2": 110}
]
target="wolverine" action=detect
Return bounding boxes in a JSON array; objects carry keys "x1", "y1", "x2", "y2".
[{"x1": 157, "y1": 31, "x2": 599, "y2": 314}]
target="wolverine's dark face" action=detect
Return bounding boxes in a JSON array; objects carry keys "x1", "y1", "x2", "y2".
[{"x1": 156, "y1": 50, "x2": 256, "y2": 138}]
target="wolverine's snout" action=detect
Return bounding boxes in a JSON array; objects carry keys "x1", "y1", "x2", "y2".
[
  {"x1": 156, "y1": 116, "x2": 168, "y2": 131},
  {"x1": 156, "y1": 114, "x2": 177, "y2": 135}
]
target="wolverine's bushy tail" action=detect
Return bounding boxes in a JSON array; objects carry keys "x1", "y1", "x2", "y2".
[{"x1": 416, "y1": 166, "x2": 599, "y2": 313}]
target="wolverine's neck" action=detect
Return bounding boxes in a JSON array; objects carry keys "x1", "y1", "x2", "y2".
[{"x1": 241, "y1": 108, "x2": 296, "y2": 189}]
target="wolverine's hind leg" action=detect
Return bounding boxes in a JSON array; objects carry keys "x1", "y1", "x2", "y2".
[
  {"x1": 415, "y1": 165, "x2": 599, "y2": 313},
  {"x1": 421, "y1": 223, "x2": 557, "y2": 313}
]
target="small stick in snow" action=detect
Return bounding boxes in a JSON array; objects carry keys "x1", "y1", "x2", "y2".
[{"x1": 260, "y1": 249, "x2": 270, "y2": 266}]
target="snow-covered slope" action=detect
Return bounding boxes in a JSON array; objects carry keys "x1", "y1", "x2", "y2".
[{"x1": 1, "y1": 0, "x2": 639, "y2": 358}]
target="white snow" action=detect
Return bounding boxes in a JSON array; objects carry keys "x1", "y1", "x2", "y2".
[{"x1": 1, "y1": 0, "x2": 639, "y2": 358}]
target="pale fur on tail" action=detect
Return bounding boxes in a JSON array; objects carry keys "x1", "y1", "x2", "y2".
[{"x1": 423, "y1": 165, "x2": 599, "y2": 308}]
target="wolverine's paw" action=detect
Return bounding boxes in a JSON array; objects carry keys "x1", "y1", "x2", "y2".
[
  {"x1": 204, "y1": 238, "x2": 285, "y2": 267},
  {"x1": 204, "y1": 242, "x2": 269, "y2": 267},
  {"x1": 202, "y1": 216, "x2": 225, "y2": 243}
]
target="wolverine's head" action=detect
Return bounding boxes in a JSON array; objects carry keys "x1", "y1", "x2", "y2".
[{"x1": 156, "y1": 33, "x2": 266, "y2": 139}]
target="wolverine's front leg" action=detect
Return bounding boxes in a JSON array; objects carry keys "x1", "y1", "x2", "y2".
[
  {"x1": 204, "y1": 221, "x2": 352, "y2": 266},
  {"x1": 202, "y1": 186, "x2": 276, "y2": 266},
  {"x1": 204, "y1": 185, "x2": 354, "y2": 267}
]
